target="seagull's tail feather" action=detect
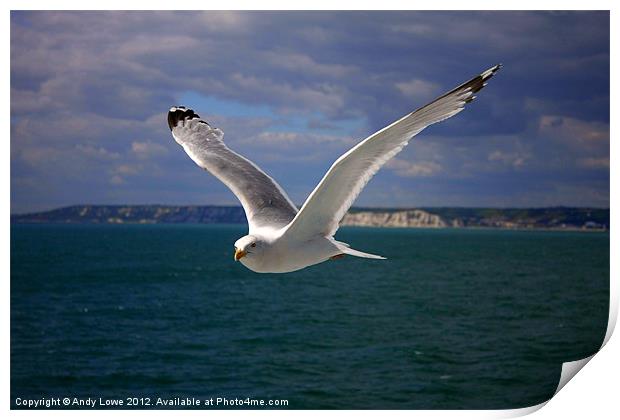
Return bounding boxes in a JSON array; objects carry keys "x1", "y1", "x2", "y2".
[
  {"x1": 343, "y1": 247, "x2": 386, "y2": 260},
  {"x1": 332, "y1": 239, "x2": 386, "y2": 260}
]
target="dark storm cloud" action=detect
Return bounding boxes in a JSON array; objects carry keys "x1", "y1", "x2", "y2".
[{"x1": 10, "y1": 11, "x2": 609, "y2": 213}]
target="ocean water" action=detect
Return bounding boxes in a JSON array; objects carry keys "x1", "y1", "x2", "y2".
[{"x1": 11, "y1": 224, "x2": 609, "y2": 409}]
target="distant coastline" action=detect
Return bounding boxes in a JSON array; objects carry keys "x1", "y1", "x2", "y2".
[{"x1": 10, "y1": 205, "x2": 610, "y2": 231}]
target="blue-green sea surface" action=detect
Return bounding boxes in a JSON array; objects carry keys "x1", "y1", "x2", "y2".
[{"x1": 11, "y1": 224, "x2": 609, "y2": 409}]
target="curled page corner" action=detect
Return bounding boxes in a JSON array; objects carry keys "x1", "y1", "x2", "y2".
[
  {"x1": 494, "y1": 401, "x2": 548, "y2": 418},
  {"x1": 601, "y1": 299, "x2": 617, "y2": 349},
  {"x1": 499, "y1": 294, "x2": 617, "y2": 418},
  {"x1": 554, "y1": 355, "x2": 595, "y2": 396},
  {"x1": 494, "y1": 355, "x2": 598, "y2": 419},
  {"x1": 552, "y1": 287, "x2": 617, "y2": 397}
]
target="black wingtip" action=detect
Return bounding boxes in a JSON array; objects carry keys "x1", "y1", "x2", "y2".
[
  {"x1": 167, "y1": 106, "x2": 202, "y2": 131},
  {"x1": 466, "y1": 64, "x2": 503, "y2": 95},
  {"x1": 483, "y1": 63, "x2": 502, "y2": 78}
]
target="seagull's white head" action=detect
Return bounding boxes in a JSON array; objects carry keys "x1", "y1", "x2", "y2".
[{"x1": 233, "y1": 235, "x2": 262, "y2": 262}]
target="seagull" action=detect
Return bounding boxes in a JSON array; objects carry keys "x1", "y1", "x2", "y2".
[{"x1": 168, "y1": 64, "x2": 501, "y2": 273}]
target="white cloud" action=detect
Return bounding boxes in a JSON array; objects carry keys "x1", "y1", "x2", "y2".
[
  {"x1": 387, "y1": 157, "x2": 442, "y2": 177},
  {"x1": 76, "y1": 144, "x2": 120, "y2": 161},
  {"x1": 117, "y1": 35, "x2": 202, "y2": 57},
  {"x1": 114, "y1": 164, "x2": 142, "y2": 176},
  {"x1": 539, "y1": 115, "x2": 609, "y2": 146},
  {"x1": 395, "y1": 79, "x2": 440, "y2": 99},
  {"x1": 131, "y1": 141, "x2": 168, "y2": 159},
  {"x1": 487, "y1": 150, "x2": 528, "y2": 168},
  {"x1": 252, "y1": 131, "x2": 354, "y2": 146},
  {"x1": 262, "y1": 51, "x2": 356, "y2": 78}
]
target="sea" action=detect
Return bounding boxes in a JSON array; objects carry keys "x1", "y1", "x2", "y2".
[{"x1": 11, "y1": 224, "x2": 609, "y2": 409}]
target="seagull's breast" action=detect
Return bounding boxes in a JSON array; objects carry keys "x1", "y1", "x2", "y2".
[{"x1": 239, "y1": 237, "x2": 341, "y2": 273}]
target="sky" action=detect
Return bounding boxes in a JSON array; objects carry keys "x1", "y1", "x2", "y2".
[{"x1": 10, "y1": 11, "x2": 610, "y2": 214}]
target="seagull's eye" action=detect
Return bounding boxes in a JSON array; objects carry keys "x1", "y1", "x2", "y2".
[{"x1": 251, "y1": 243, "x2": 256, "y2": 248}]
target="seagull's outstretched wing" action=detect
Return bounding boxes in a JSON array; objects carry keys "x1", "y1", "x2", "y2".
[
  {"x1": 282, "y1": 64, "x2": 502, "y2": 240},
  {"x1": 168, "y1": 107, "x2": 298, "y2": 233}
]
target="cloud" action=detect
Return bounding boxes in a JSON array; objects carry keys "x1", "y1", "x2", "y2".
[
  {"x1": 229, "y1": 73, "x2": 347, "y2": 117},
  {"x1": 251, "y1": 131, "x2": 354, "y2": 146},
  {"x1": 131, "y1": 141, "x2": 168, "y2": 159},
  {"x1": 487, "y1": 150, "x2": 528, "y2": 168},
  {"x1": 10, "y1": 11, "x2": 610, "y2": 213},
  {"x1": 109, "y1": 175, "x2": 125, "y2": 185},
  {"x1": 536, "y1": 115, "x2": 609, "y2": 172},
  {"x1": 539, "y1": 115, "x2": 609, "y2": 147},
  {"x1": 387, "y1": 158, "x2": 442, "y2": 177},
  {"x1": 117, "y1": 34, "x2": 202, "y2": 57},
  {"x1": 76, "y1": 144, "x2": 120, "y2": 161},
  {"x1": 395, "y1": 79, "x2": 440, "y2": 99},
  {"x1": 262, "y1": 51, "x2": 356, "y2": 78},
  {"x1": 114, "y1": 164, "x2": 141, "y2": 176},
  {"x1": 577, "y1": 157, "x2": 609, "y2": 169}
]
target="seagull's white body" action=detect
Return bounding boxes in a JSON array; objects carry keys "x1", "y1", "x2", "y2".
[
  {"x1": 168, "y1": 64, "x2": 501, "y2": 273},
  {"x1": 236, "y1": 232, "x2": 343, "y2": 273}
]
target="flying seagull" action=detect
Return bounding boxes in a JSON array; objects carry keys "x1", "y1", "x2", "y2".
[{"x1": 168, "y1": 64, "x2": 501, "y2": 273}]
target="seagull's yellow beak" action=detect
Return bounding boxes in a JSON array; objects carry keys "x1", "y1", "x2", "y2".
[{"x1": 234, "y1": 248, "x2": 247, "y2": 261}]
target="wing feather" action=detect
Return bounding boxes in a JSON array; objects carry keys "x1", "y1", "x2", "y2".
[
  {"x1": 168, "y1": 107, "x2": 297, "y2": 233},
  {"x1": 282, "y1": 64, "x2": 502, "y2": 239}
]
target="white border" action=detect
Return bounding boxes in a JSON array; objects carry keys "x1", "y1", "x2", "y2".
[{"x1": 4, "y1": 2, "x2": 616, "y2": 419}]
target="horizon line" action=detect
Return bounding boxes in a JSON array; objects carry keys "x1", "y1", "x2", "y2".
[{"x1": 11, "y1": 203, "x2": 611, "y2": 217}]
